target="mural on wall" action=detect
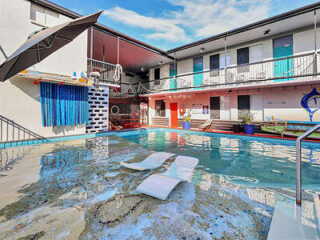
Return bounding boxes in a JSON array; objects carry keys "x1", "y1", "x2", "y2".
[{"x1": 301, "y1": 88, "x2": 320, "y2": 122}]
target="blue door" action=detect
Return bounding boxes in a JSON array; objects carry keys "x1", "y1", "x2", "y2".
[
  {"x1": 273, "y1": 35, "x2": 293, "y2": 81},
  {"x1": 193, "y1": 57, "x2": 203, "y2": 89},
  {"x1": 169, "y1": 63, "x2": 177, "y2": 92}
]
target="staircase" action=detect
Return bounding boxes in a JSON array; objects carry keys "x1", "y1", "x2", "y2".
[{"x1": 0, "y1": 115, "x2": 46, "y2": 148}]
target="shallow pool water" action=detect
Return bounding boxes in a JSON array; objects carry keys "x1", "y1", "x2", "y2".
[
  {"x1": 0, "y1": 129, "x2": 318, "y2": 239},
  {"x1": 122, "y1": 128, "x2": 320, "y2": 190}
]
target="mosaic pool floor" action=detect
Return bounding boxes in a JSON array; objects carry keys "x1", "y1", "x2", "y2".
[{"x1": 0, "y1": 135, "x2": 317, "y2": 239}]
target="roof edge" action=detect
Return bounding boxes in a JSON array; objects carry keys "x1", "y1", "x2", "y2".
[{"x1": 29, "y1": 0, "x2": 172, "y2": 59}]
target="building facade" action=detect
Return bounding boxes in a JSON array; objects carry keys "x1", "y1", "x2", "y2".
[
  {"x1": 145, "y1": 4, "x2": 320, "y2": 127},
  {"x1": 0, "y1": 0, "x2": 88, "y2": 139}
]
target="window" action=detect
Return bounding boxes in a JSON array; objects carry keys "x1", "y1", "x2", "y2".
[
  {"x1": 220, "y1": 52, "x2": 230, "y2": 68},
  {"x1": 154, "y1": 68, "x2": 160, "y2": 85},
  {"x1": 237, "y1": 47, "x2": 249, "y2": 73},
  {"x1": 210, "y1": 54, "x2": 219, "y2": 77},
  {"x1": 30, "y1": 4, "x2": 59, "y2": 26},
  {"x1": 237, "y1": 47, "x2": 249, "y2": 65},
  {"x1": 155, "y1": 100, "x2": 166, "y2": 117}
]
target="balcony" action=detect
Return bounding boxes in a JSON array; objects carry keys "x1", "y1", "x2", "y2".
[
  {"x1": 87, "y1": 58, "x2": 120, "y2": 87},
  {"x1": 145, "y1": 52, "x2": 319, "y2": 95}
]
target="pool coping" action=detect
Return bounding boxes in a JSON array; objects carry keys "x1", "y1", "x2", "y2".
[{"x1": 1, "y1": 126, "x2": 320, "y2": 149}]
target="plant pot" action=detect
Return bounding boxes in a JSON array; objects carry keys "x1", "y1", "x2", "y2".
[
  {"x1": 183, "y1": 121, "x2": 191, "y2": 130},
  {"x1": 244, "y1": 124, "x2": 255, "y2": 135}
]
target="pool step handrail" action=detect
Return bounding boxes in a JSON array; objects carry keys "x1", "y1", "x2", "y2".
[{"x1": 296, "y1": 123, "x2": 320, "y2": 205}]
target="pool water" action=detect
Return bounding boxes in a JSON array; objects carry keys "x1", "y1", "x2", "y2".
[
  {"x1": 122, "y1": 128, "x2": 320, "y2": 190},
  {"x1": 0, "y1": 129, "x2": 318, "y2": 239}
]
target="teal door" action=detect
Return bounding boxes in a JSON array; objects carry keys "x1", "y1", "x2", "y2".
[
  {"x1": 193, "y1": 57, "x2": 203, "y2": 89},
  {"x1": 169, "y1": 63, "x2": 177, "y2": 92},
  {"x1": 273, "y1": 35, "x2": 293, "y2": 81}
]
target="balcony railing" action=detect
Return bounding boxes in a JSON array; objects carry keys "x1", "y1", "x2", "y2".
[
  {"x1": 87, "y1": 58, "x2": 119, "y2": 86},
  {"x1": 144, "y1": 52, "x2": 318, "y2": 94}
]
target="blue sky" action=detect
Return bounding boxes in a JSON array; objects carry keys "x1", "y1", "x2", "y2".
[{"x1": 52, "y1": 0, "x2": 319, "y2": 50}]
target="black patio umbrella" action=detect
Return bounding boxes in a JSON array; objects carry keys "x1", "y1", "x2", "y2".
[{"x1": 0, "y1": 11, "x2": 102, "y2": 82}]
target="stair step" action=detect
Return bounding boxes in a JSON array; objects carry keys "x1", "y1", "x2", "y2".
[{"x1": 267, "y1": 199, "x2": 318, "y2": 240}]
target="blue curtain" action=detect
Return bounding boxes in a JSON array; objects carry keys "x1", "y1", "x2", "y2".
[{"x1": 40, "y1": 82, "x2": 89, "y2": 127}]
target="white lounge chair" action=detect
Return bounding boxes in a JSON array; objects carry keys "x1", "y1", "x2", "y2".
[
  {"x1": 136, "y1": 155, "x2": 199, "y2": 200},
  {"x1": 199, "y1": 120, "x2": 213, "y2": 131},
  {"x1": 120, "y1": 152, "x2": 175, "y2": 171}
]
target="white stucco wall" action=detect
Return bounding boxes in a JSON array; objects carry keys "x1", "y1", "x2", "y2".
[{"x1": 0, "y1": 0, "x2": 88, "y2": 138}]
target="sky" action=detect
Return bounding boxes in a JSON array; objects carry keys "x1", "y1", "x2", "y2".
[{"x1": 51, "y1": 0, "x2": 319, "y2": 50}]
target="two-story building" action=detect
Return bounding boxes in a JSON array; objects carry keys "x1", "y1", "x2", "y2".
[{"x1": 144, "y1": 3, "x2": 320, "y2": 128}]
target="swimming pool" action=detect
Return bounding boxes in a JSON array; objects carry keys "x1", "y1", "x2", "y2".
[
  {"x1": 0, "y1": 128, "x2": 318, "y2": 239},
  {"x1": 122, "y1": 128, "x2": 320, "y2": 190}
]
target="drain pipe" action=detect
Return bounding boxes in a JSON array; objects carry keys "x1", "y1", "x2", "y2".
[{"x1": 296, "y1": 123, "x2": 320, "y2": 205}]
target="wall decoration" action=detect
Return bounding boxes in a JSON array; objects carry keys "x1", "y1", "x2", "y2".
[
  {"x1": 203, "y1": 105, "x2": 209, "y2": 114},
  {"x1": 301, "y1": 88, "x2": 320, "y2": 122},
  {"x1": 192, "y1": 104, "x2": 203, "y2": 114},
  {"x1": 40, "y1": 82, "x2": 89, "y2": 127}
]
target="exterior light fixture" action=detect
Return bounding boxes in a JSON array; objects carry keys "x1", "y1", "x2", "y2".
[
  {"x1": 200, "y1": 48, "x2": 205, "y2": 53},
  {"x1": 159, "y1": 61, "x2": 164, "y2": 65},
  {"x1": 264, "y1": 29, "x2": 270, "y2": 35}
]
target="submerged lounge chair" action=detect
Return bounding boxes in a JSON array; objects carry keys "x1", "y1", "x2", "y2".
[
  {"x1": 199, "y1": 120, "x2": 213, "y2": 131},
  {"x1": 120, "y1": 152, "x2": 175, "y2": 171},
  {"x1": 136, "y1": 155, "x2": 199, "y2": 200}
]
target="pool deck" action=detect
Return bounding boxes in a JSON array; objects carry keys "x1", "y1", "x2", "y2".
[{"x1": 146, "y1": 125, "x2": 320, "y2": 143}]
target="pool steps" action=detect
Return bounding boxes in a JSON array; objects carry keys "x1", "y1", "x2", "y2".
[{"x1": 267, "y1": 199, "x2": 319, "y2": 239}]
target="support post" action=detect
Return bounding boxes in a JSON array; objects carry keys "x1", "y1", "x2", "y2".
[
  {"x1": 314, "y1": 10, "x2": 318, "y2": 75},
  {"x1": 90, "y1": 27, "x2": 93, "y2": 73}
]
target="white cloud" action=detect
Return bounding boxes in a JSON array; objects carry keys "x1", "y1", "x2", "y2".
[
  {"x1": 102, "y1": 0, "x2": 272, "y2": 47},
  {"x1": 169, "y1": 0, "x2": 271, "y2": 37},
  {"x1": 103, "y1": 7, "x2": 189, "y2": 42}
]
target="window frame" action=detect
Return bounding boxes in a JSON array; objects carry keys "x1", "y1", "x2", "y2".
[
  {"x1": 154, "y1": 68, "x2": 160, "y2": 85},
  {"x1": 210, "y1": 54, "x2": 220, "y2": 77}
]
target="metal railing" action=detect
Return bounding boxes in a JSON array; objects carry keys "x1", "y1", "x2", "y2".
[
  {"x1": 145, "y1": 52, "x2": 318, "y2": 94},
  {"x1": 296, "y1": 123, "x2": 320, "y2": 205},
  {"x1": 0, "y1": 115, "x2": 46, "y2": 145},
  {"x1": 87, "y1": 58, "x2": 119, "y2": 85}
]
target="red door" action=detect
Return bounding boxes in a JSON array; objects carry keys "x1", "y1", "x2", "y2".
[{"x1": 170, "y1": 103, "x2": 178, "y2": 128}]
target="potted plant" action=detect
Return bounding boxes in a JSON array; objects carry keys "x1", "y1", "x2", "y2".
[
  {"x1": 183, "y1": 114, "x2": 191, "y2": 130},
  {"x1": 242, "y1": 112, "x2": 255, "y2": 135}
]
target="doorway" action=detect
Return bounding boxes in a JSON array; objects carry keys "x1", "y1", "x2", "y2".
[
  {"x1": 273, "y1": 35, "x2": 293, "y2": 81},
  {"x1": 210, "y1": 97, "x2": 220, "y2": 119},
  {"x1": 193, "y1": 57, "x2": 203, "y2": 89},
  {"x1": 170, "y1": 103, "x2": 178, "y2": 128},
  {"x1": 238, "y1": 95, "x2": 250, "y2": 119}
]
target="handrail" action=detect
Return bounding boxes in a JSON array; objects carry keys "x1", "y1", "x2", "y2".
[
  {"x1": 296, "y1": 123, "x2": 320, "y2": 205},
  {"x1": 0, "y1": 115, "x2": 46, "y2": 144}
]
